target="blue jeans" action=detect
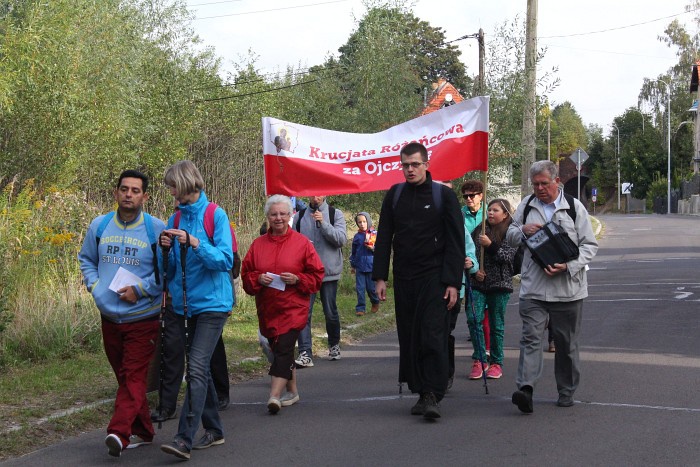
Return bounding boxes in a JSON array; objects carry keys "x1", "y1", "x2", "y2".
[
  {"x1": 297, "y1": 281, "x2": 340, "y2": 354},
  {"x1": 355, "y1": 271, "x2": 379, "y2": 312},
  {"x1": 174, "y1": 312, "x2": 228, "y2": 449}
]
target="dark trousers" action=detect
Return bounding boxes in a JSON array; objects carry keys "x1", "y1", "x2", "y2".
[
  {"x1": 394, "y1": 274, "x2": 451, "y2": 401},
  {"x1": 448, "y1": 297, "x2": 463, "y2": 379},
  {"x1": 157, "y1": 306, "x2": 229, "y2": 410}
]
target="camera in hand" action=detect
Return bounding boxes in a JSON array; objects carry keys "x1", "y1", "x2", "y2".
[{"x1": 525, "y1": 221, "x2": 579, "y2": 269}]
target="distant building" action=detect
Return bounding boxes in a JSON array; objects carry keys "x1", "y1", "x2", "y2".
[{"x1": 421, "y1": 78, "x2": 464, "y2": 115}]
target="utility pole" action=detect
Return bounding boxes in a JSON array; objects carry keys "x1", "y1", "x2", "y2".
[
  {"x1": 547, "y1": 100, "x2": 551, "y2": 161},
  {"x1": 520, "y1": 0, "x2": 538, "y2": 196},
  {"x1": 478, "y1": 28, "x2": 485, "y2": 96}
]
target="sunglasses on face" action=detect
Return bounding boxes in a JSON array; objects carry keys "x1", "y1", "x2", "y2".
[{"x1": 463, "y1": 193, "x2": 482, "y2": 199}]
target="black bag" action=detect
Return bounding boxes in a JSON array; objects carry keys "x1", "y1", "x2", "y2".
[{"x1": 525, "y1": 221, "x2": 579, "y2": 269}]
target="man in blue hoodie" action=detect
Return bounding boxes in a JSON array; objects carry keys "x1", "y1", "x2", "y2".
[{"x1": 79, "y1": 170, "x2": 166, "y2": 457}]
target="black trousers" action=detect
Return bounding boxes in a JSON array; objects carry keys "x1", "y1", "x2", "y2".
[
  {"x1": 393, "y1": 274, "x2": 451, "y2": 401},
  {"x1": 157, "y1": 306, "x2": 229, "y2": 410}
]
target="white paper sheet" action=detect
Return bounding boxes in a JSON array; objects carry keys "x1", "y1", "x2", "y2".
[
  {"x1": 108, "y1": 266, "x2": 142, "y2": 294},
  {"x1": 266, "y1": 272, "x2": 286, "y2": 291}
]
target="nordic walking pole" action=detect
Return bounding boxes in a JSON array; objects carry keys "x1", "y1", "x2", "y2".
[
  {"x1": 157, "y1": 236, "x2": 170, "y2": 429},
  {"x1": 466, "y1": 273, "x2": 489, "y2": 394},
  {"x1": 179, "y1": 231, "x2": 194, "y2": 419}
]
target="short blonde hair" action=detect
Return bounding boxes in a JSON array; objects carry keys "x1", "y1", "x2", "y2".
[{"x1": 164, "y1": 160, "x2": 204, "y2": 196}]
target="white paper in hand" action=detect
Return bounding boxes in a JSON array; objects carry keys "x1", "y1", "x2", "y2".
[
  {"x1": 266, "y1": 272, "x2": 286, "y2": 291},
  {"x1": 108, "y1": 267, "x2": 142, "y2": 294}
]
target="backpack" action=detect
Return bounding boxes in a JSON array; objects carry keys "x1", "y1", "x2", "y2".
[
  {"x1": 512, "y1": 193, "x2": 577, "y2": 275},
  {"x1": 96, "y1": 211, "x2": 160, "y2": 285},
  {"x1": 174, "y1": 203, "x2": 241, "y2": 279},
  {"x1": 391, "y1": 181, "x2": 443, "y2": 212},
  {"x1": 295, "y1": 205, "x2": 336, "y2": 232}
]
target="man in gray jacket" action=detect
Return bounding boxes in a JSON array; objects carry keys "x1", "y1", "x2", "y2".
[
  {"x1": 293, "y1": 196, "x2": 347, "y2": 366},
  {"x1": 507, "y1": 160, "x2": 598, "y2": 413}
]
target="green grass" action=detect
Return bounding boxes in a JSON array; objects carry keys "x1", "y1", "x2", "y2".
[{"x1": 0, "y1": 281, "x2": 397, "y2": 461}]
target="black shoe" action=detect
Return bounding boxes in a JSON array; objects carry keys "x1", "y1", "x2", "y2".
[
  {"x1": 557, "y1": 394, "x2": 574, "y2": 407},
  {"x1": 423, "y1": 392, "x2": 441, "y2": 419},
  {"x1": 161, "y1": 440, "x2": 191, "y2": 460},
  {"x1": 512, "y1": 386, "x2": 534, "y2": 414},
  {"x1": 410, "y1": 394, "x2": 426, "y2": 415},
  {"x1": 193, "y1": 431, "x2": 225, "y2": 450},
  {"x1": 218, "y1": 396, "x2": 230, "y2": 411},
  {"x1": 150, "y1": 406, "x2": 177, "y2": 423}
]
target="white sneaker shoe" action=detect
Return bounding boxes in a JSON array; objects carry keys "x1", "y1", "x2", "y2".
[
  {"x1": 295, "y1": 351, "x2": 314, "y2": 368},
  {"x1": 105, "y1": 434, "x2": 123, "y2": 457},
  {"x1": 280, "y1": 392, "x2": 300, "y2": 407},
  {"x1": 329, "y1": 344, "x2": 341, "y2": 360}
]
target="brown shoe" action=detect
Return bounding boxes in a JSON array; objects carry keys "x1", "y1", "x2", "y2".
[
  {"x1": 548, "y1": 342, "x2": 556, "y2": 353},
  {"x1": 370, "y1": 303, "x2": 379, "y2": 313}
]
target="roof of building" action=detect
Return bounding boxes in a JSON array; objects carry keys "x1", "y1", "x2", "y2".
[{"x1": 420, "y1": 78, "x2": 465, "y2": 115}]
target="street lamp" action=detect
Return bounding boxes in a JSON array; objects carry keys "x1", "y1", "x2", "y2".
[
  {"x1": 612, "y1": 123, "x2": 620, "y2": 210},
  {"x1": 655, "y1": 78, "x2": 671, "y2": 214}
]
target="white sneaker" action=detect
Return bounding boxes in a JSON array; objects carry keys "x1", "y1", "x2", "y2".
[
  {"x1": 295, "y1": 351, "x2": 314, "y2": 368},
  {"x1": 280, "y1": 392, "x2": 300, "y2": 407},
  {"x1": 105, "y1": 434, "x2": 123, "y2": 457},
  {"x1": 126, "y1": 435, "x2": 152, "y2": 449},
  {"x1": 329, "y1": 344, "x2": 341, "y2": 361},
  {"x1": 267, "y1": 397, "x2": 281, "y2": 414}
]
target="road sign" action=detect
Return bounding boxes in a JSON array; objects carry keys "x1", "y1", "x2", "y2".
[
  {"x1": 592, "y1": 195, "x2": 597, "y2": 203},
  {"x1": 622, "y1": 183, "x2": 633, "y2": 194},
  {"x1": 570, "y1": 147, "x2": 589, "y2": 167},
  {"x1": 592, "y1": 187, "x2": 598, "y2": 196}
]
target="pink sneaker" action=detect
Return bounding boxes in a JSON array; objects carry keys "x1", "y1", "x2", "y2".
[
  {"x1": 486, "y1": 363, "x2": 502, "y2": 379},
  {"x1": 468, "y1": 360, "x2": 489, "y2": 380}
]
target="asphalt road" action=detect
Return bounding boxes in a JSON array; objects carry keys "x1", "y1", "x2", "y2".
[{"x1": 5, "y1": 214, "x2": 700, "y2": 466}]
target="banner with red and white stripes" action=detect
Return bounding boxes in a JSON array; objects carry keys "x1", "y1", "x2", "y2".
[{"x1": 262, "y1": 96, "x2": 489, "y2": 196}]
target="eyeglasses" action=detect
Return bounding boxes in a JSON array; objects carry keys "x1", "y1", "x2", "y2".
[
  {"x1": 268, "y1": 212, "x2": 290, "y2": 218},
  {"x1": 401, "y1": 162, "x2": 426, "y2": 170},
  {"x1": 463, "y1": 193, "x2": 482, "y2": 199}
]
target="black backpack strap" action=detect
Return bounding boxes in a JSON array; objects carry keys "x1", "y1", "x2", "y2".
[
  {"x1": 563, "y1": 193, "x2": 577, "y2": 222},
  {"x1": 522, "y1": 194, "x2": 536, "y2": 223},
  {"x1": 328, "y1": 205, "x2": 336, "y2": 227},
  {"x1": 295, "y1": 208, "x2": 306, "y2": 232},
  {"x1": 392, "y1": 183, "x2": 406, "y2": 210}
]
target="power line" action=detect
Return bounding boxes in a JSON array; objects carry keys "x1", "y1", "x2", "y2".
[
  {"x1": 196, "y1": 68, "x2": 350, "y2": 102},
  {"x1": 189, "y1": 0, "x2": 243, "y2": 6},
  {"x1": 193, "y1": 0, "x2": 351, "y2": 20},
  {"x1": 189, "y1": 0, "x2": 244, "y2": 6},
  {"x1": 541, "y1": 8, "x2": 699, "y2": 39},
  {"x1": 541, "y1": 42, "x2": 677, "y2": 60}
]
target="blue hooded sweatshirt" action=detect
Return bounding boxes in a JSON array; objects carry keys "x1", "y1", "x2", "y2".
[
  {"x1": 162, "y1": 191, "x2": 234, "y2": 316},
  {"x1": 78, "y1": 210, "x2": 165, "y2": 323},
  {"x1": 350, "y1": 211, "x2": 376, "y2": 273}
]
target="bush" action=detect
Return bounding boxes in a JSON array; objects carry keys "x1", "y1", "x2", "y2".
[{"x1": 0, "y1": 181, "x2": 102, "y2": 367}]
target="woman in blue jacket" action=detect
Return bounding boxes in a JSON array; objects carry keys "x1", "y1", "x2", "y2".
[{"x1": 158, "y1": 160, "x2": 234, "y2": 460}]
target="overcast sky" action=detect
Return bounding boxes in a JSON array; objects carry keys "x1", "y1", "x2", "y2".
[{"x1": 187, "y1": 0, "x2": 694, "y2": 135}]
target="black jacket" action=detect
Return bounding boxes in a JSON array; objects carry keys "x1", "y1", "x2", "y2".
[{"x1": 372, "y1": 172, "x2": 465, "y2": 287}]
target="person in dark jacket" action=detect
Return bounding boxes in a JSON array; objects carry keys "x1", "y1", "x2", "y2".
[
  {"x1": 468, "y1": 199, "x2": 517, "y2": 381},
  {"x1": 373, "y1": 142, "x2": 465, "y2": 420},
  {"x1": 349, "y1": 211, "x2": 379, "y2": 316}
]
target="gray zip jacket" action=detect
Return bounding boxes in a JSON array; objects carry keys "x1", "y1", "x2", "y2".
[
  {"x1": 505, "y1": 191, "x2": 598, "y2": 302},
  {"x1": 293, "y1": 201, "x2": 347, "y2": 282}
]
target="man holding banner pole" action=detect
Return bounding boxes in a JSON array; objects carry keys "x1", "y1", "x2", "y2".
[{"x1": 373, "y1": 142, "x2": 465, "y2": 420}]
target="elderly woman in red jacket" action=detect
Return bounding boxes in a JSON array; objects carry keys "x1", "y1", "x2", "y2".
[{"x1": 242, "y1": 195, "x2": 324, "y2": 414}]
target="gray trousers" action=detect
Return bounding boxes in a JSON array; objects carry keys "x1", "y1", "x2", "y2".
[{"x1": 516, "y1": 298, "x2": 583, "y2": 397}]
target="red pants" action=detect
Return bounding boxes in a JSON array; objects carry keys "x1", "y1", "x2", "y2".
[{"x1": 102, "y1": 317, "x2": 159, "y2": 447}]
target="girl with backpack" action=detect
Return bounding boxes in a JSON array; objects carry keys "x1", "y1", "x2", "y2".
[{"x1": 467, "y1": 199, "x2": 517, "y2": 380}]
